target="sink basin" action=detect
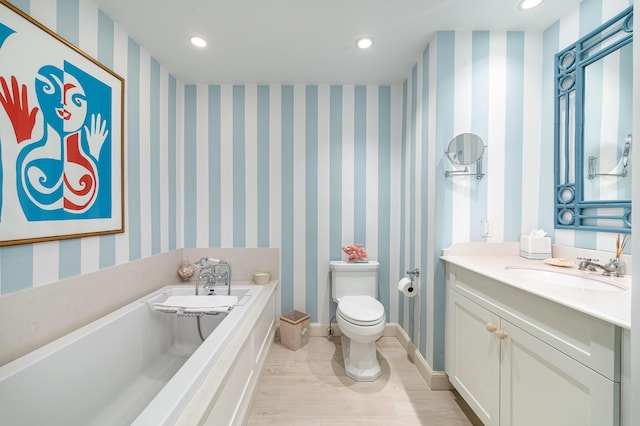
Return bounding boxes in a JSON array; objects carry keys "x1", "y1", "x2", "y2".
[{"x1": 504, "y1": 267, "x2": 628, "y2": 292}]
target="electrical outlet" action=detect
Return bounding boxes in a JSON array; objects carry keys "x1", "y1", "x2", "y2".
[{"x1": 481, "y1": 220, "x2": 492, "y2": 238}]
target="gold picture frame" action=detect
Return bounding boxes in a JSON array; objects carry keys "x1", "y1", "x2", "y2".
[{"x1": 0, "y1": 0, "x2": 125, "y2": 246}]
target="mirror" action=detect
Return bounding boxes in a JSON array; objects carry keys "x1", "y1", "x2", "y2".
[
  {"x1": 447, "y1": 133, "x2": 485, "y2": 166},
  {"x1": 583, "y1": 42, "x2": 632, "y2": 201},
  {"x1": 554, "y1": 6, "x2": 632, "y2": 233},
  {"x1": 444, "y1": 133, "x2": 485, "y2": 180}
]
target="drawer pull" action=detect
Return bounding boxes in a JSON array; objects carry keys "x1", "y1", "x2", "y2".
[
  {"x1": 495, "y1": 329, "x2": 508, "y2": 340},
  {"x1": 486, "y1": 323, "x2": 497, "y2": 332}
]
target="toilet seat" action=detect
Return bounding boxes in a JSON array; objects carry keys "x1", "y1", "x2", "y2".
[{"x1": 337, "y1": 295, "x2": 385, "y2": 326}]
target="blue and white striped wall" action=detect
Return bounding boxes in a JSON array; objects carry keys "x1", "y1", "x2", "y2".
[
  {"x1": 0, "y1": 0, "x2": 409, "y2": 331},
  {"x1": 179, "y1": 84, "x2": 405, "y2": 324},
  {"x1": 0, "y1": 0, "x2": 180, "y2": 294},
  {"x1": 400, "y1": 0, "x2": 633, "y2": 371},
  {"x1": 400, "y1": 30, "x2": 544, "y2": 370}
]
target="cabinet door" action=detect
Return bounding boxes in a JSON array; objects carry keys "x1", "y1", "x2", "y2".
[
  {"x1": 449, "y1": 293, "x2": 501, "y2": 426},
  {"x1": 500, "y1": 319, "x2": 619, "y2": 426}
]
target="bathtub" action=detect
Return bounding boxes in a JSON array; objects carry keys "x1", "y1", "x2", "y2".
[{"x1": 0, "y1": 281, "x2": 277, "y2": 425}]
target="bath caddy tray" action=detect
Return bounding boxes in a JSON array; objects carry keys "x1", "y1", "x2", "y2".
[
  {"x1": 151, "y1": 295, "x2": 239, "y2": 316},
  {"x1": 165, "y1": 307, "x2": 225, "y2": 317}
]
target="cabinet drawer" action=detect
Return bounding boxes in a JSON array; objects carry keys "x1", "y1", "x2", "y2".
[{"x1": 448, "y1": 265, "x2": 620, "y2": 381}]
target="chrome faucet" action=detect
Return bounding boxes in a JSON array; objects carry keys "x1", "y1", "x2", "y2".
[
  {"x1": 577, "y1": 257, "x2": 624, "y2": 277},
  {"x1": 216, "y1": 261, "x2": 232, "y2": 296},
  {"x1": 192, "y1": 257, "x2": 232, "y2": 295}
]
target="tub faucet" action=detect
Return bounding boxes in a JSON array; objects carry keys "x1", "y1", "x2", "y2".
[
  {"x1": 192, "y1": 257, "x2": 232, "y2": 295},
  {"x1": 577, "y1": 257, "x2": 623, "y2": 277},
  {"x1": 217, "y1": 261, "x2": 232, "y2": 296}
]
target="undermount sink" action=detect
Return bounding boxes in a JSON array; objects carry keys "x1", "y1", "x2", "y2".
[{"x1": 504, "y1": 266, "x2": 628, "y2": 292}]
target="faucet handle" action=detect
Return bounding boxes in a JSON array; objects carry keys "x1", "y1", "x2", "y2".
[
  {"x1": 609, "y1": 258, "x2": 625, "y2": 276},
  {"x1": 577, "y1": 256, "x2": 599, "y2": 262}
]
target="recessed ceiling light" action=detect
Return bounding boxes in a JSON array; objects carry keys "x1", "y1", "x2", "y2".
[
  {"x1": 356, "y1": 37, "x2": 374, "y2": 49},
  {"x1": 518, "y1": 0, "x2": 544, "y2": 10},
  {"x1": 189, "y1": 35, "x2": 208, "y2": 48}
]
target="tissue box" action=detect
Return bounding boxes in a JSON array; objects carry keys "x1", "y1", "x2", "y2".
[{"x1": 520, "y1": 236, "x2": 552, "y2": 260}]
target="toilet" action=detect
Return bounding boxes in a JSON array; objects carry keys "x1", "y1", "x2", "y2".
[{"x1": 329, "y1": 260, "x2": 385, "y2": 381}]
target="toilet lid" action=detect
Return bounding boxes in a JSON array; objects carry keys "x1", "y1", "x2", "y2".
[{"x1": 338, "y1": 296, "x2": 385, "y2": 325}]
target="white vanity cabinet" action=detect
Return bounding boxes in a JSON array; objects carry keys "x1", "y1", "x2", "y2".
[{"x1": 445, "y1": 263, "x2": 621, "y2": 426}]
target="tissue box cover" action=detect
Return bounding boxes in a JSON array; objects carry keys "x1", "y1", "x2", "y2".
[{"x1": 520, "y1": 236, "x2": 551, "y2": 260}]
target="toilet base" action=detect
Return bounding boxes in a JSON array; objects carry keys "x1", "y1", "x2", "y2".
[{"x1": 341, "y1": 335, "x2": 381, "y2": 381}]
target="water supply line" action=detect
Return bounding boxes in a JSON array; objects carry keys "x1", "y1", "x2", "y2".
[{"x1": 192, "y1": 257, "x2": 232, "y2": 341}]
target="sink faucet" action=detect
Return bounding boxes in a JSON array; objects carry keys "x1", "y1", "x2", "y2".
[
  {"x1": 193, "y1": 257, "x2": 232, "y2": 295},
  {"x1": 577, "y1": 257, "x2": 624, "y2": 277}
]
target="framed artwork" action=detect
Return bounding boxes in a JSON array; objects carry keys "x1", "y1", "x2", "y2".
[{"x1": 0, "y1": 0, "x2": 124, "y2": 246}]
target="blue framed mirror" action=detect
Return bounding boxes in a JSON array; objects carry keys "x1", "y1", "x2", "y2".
[{"x1": 554, "y1": 6, "x2": 633, "y2": 234}]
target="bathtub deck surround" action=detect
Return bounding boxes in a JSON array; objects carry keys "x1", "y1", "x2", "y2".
[
  {"x1": 182, "y1": 248, "x2": 280, "y2": 283},
  {"x1": 0, "y1": 250, "x2": 183, "y2": 366},
  {"x1": 0, "y1": 248, "x2": 280, "y2": 367},
  {"x1": 0, "y1": 282, "x2": 278, "y2": 425},
  {"x1": 140, "y1": 282, "x2": 277, "y2": 425}
]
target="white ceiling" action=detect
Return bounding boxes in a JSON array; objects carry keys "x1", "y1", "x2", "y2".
[{"x1": 92, "y1": 0, "x2": 579, "y2": 85}]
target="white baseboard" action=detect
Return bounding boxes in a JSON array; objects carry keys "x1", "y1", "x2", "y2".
[
  {"x1": 304, "y1": 322, "x2": 398, "y2": 338},
  {"x1": 275, "y1": 322, "x2": 398, "y2": 338},
  {"x1": 291, "y1": 322, "x2": 451, "y2": 391},
  {"x1": 393, "y1": 324, "x2": 452, "y2": 391}
]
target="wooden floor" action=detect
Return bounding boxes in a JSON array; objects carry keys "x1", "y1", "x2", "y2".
[{"x1": 247, "y1": 336, "x2": 482, "y2": 425}]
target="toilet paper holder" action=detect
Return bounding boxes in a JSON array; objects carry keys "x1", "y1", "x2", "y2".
[{"x1": 406, "y1": 268, "x2": 420, "y2": 291}]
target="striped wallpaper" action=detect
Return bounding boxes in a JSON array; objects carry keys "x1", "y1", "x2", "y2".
[
  {"x1": 401, "y1": 29, "x2": 545, "y2": 369},
  {"x1": 180, "y1": 84, "x2": 405, "y2": 324},
  {"x1": 400, "y1": 0, "x2": 633, "y2": 369},
  {"x1": 0, "y1": 0, "x2": 634, "y2": 375}
]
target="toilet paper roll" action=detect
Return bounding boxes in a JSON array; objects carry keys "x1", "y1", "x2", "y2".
[{"x1": 398, "y1": 277, "x2": 417, "y2": 297}]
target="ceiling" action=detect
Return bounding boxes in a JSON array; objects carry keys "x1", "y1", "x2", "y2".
[{"x1": 92, "y1": 0, "x2": 579, "y2": 85}]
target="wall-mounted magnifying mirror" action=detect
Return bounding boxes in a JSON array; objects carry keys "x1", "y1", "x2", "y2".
[
  {"x1": 554, "y1": 6, "x2": 632, "y2": 233},
  {"x1": 445, "y1": 133, "x2": 486, "y2": 180}
]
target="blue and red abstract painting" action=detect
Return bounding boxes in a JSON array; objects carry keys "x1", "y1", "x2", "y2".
[{"x1": 0, "y1": 3, "x2": 123, "y2": 245}]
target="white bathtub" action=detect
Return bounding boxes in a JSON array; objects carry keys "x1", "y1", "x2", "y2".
[{"x1": 0, "y1": 282, "x2": 277, "y2": 425}]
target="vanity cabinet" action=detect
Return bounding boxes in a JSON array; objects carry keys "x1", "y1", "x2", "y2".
[{"x1": 445, "y1": 263, "x2": 621, "y2": 426}]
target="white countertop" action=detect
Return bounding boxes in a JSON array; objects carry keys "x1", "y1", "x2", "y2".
[{"x1": 441, "y1": 243, "x2": 631, "y2": 329}]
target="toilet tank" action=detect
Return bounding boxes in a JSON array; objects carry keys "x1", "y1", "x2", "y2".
[{"x1": 329, "y1": 261, "x2": 380, "y2": 301}]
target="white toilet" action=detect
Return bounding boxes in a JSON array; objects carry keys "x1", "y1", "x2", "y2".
[{"x1": 329, "y1": 260, "x2": 385, "y2": 381}]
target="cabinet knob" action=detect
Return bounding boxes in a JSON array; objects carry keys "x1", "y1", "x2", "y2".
[
  {"x1": 486, "y1": 323, "x2": 498, "y2": 332},
  {"x1": 495, "y1": 329, "x2": 508, "y2": 340}
]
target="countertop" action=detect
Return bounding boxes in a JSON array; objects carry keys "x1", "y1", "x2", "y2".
[{"x1": 441, "y1": 243, "x2": 631, "y2": 329}]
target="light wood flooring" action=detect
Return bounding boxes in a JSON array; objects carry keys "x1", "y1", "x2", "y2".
[{"x1": 247, "y1": 336, "x2": 482, "y2": 425}]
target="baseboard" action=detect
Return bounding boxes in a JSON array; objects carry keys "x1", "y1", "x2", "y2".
[
  {"x1": 393, "y1": 324, "x2": 452, "y2": 391},
  {"x1": 275, "y1": 322, "x2": 398, "y2": 338}
]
